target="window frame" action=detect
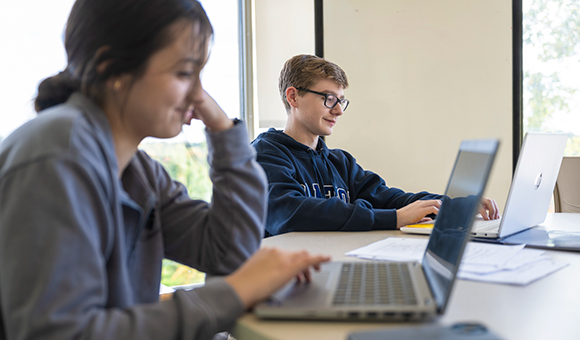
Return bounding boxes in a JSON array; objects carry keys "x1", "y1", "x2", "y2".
[{"x1": 514, "y1": 0, "x2": 524, "y2": 173}]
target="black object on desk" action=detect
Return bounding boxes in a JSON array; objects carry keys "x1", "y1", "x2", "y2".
[{"x1": 347, "y1": 322, "x2": 504, "y2": 340}]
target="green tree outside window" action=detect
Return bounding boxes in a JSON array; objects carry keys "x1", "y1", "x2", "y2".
[
  {"x1": 524, "y1": 0, "x2": 580, "y2": 155},
  {"x1": 140, "y1": 140, "x2": 211, "y2": 286}
]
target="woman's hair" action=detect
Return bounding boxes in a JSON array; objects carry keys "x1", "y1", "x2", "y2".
[
  {"x1": 278, "y1": 54, "x2": 349, "y2": 112},
  {"x1": 34, "y1": 0, "x2": 213, "y2": 113}
]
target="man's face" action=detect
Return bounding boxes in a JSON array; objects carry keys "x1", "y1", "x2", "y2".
[{"x1": 292, "y1": 78, "x2": 345, "y2": 138}]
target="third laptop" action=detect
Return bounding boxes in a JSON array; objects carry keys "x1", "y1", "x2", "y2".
[
  {"x1": 471, "y1": 132, "x2": 567, "y2": 239},
  {"x1": 254, "y1": 139, "x2": 499, "y2": 321}
]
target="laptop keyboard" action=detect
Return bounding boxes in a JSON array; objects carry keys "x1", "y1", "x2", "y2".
[
  {"x1": 332, "y1": 262, "x2": 417, "y2": 306},
  {"x1": 471, "y1": 218, "x2": 501, "y2": 232}
]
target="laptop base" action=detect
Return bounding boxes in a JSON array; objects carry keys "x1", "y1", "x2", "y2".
[{"x1": 254, "y1": 261, "x2": 437, "y2": 321}]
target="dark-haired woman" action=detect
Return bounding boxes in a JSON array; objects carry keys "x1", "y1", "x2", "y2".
[{"x1": 0, "y1": 1, "x2": 329, "y2": 339}]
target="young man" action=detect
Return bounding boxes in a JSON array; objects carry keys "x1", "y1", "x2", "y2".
[{"x1": 252, "y1": 54, "x2": 498, "y2": 237}]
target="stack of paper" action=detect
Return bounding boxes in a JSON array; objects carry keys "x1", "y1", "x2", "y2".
[
  {"x1": 345, "y1": 238, "x2": 568, "y2": 285},
  {"x1": 159, "y1": 283, "x2": 175, "y2": 295}
]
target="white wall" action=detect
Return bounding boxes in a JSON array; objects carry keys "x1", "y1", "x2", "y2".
[
  {"x1": 254, "y1": 0, "x2": 315, "y2": 130},
  {"x1": 323, "y1": 0, "x2": 513, "y2": 209}
]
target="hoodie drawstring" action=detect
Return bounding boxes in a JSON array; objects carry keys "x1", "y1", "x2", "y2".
[
  {"x1": 309, "y1": 149, "x2": 338, "y2": 199},
  {"x1": 309, "y1": 150, "x2": 326, "y2": 198}
]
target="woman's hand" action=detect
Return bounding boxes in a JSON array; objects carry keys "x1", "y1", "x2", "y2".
[
  {"x1": 189, "y1": 83, "x2": 233, "y2": 132},
  {"x1": 224, "y1": 247, "x2": 331, "y2": 309}
]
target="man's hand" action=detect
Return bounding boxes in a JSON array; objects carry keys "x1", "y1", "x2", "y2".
[
  {"x1": 479, "y1": 197, "x2": 500, "y2": 220},
  {"x1": 396, "y1": 199, "x2": 441, "y2": 229}
]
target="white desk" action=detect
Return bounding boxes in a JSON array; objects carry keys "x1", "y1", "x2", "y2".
[{"x1": 232, "y1": 213, "x2": 580, "y2": 340}]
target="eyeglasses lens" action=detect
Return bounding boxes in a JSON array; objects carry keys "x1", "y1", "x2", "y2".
[
  {"x1": 324, "y1": 95, "x2": 337, "y2": 109},
  {"x1": 325, "y1": 96, "x2": 349, "y2": 111}
]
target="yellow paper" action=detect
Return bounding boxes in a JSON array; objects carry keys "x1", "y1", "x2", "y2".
[{"x1": 404, "y1": 223, "x2": 434, "y2": 229}]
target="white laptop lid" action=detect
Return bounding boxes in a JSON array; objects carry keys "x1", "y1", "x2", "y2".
[{"x1": 497, "y1": 133, "x2": 568, "y2": 238}]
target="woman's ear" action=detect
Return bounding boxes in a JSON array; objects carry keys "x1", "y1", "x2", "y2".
[
  {"x1": 95, "y1": 46, "x2": 113, "y2": 75},
  {"x1": 104, "y1": 73, "x2": 133, "y2": 98},
  {"x1": 285, "y1": 87, "x2": 299, "y2": 108},
  {"x1": 105, "y1": 77, "x2": 122, "y2": 92}
]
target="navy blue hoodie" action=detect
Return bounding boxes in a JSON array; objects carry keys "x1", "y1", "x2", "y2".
[{"x1": 252, "y1": 128, "x2": 441, "y2": 236}]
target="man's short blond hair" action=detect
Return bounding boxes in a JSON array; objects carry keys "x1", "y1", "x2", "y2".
[{"x1": 279, "y1": 54, "x2": 349, "y2": 111}]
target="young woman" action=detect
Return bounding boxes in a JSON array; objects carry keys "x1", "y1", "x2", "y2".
[{"x1": 0, "y1": 1, "x2": 329, "y2": 339}]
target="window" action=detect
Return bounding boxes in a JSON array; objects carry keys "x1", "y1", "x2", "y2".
[
  {"x1": 0, "y1": 0, "x2": 76, "y2": 142},
  {"x1": 523, "y1": 0, "x2": 580, "y2": 155},
  {"x1": 141, "y1": 0, "x2": 241, "y2": 286},
  {"x1": 1, "y1": 0, "x2": 242, "y2": 287}
]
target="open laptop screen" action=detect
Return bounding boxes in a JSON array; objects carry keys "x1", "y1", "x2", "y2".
[{"x1": 422, "y1": 140, "x2": 499, "y2": 313}]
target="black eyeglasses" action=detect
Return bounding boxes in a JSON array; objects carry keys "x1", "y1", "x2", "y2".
[{"x1": 297, "y1": 87, "x2": 349, "y2": 112}]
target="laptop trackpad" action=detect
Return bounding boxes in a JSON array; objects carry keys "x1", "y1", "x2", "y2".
[{"x1": 267, "y1": 266, "x2": 335, "y2": 307}]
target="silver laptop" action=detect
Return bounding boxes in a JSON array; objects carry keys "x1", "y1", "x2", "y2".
[
  {"x1": 471, "y1": 133, "x2": 567, "y2": 239},
  {"x1": 254, "y1": 139, "x2": 499, "y2": 321}
]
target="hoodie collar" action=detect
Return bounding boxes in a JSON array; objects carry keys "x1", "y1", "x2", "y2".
[
  {"x1": 262, "y1": 128, "x2": 329, "y2": 156},
  {"x1": 260, "y1": 128, "x2": 336, "y2": 194}
]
